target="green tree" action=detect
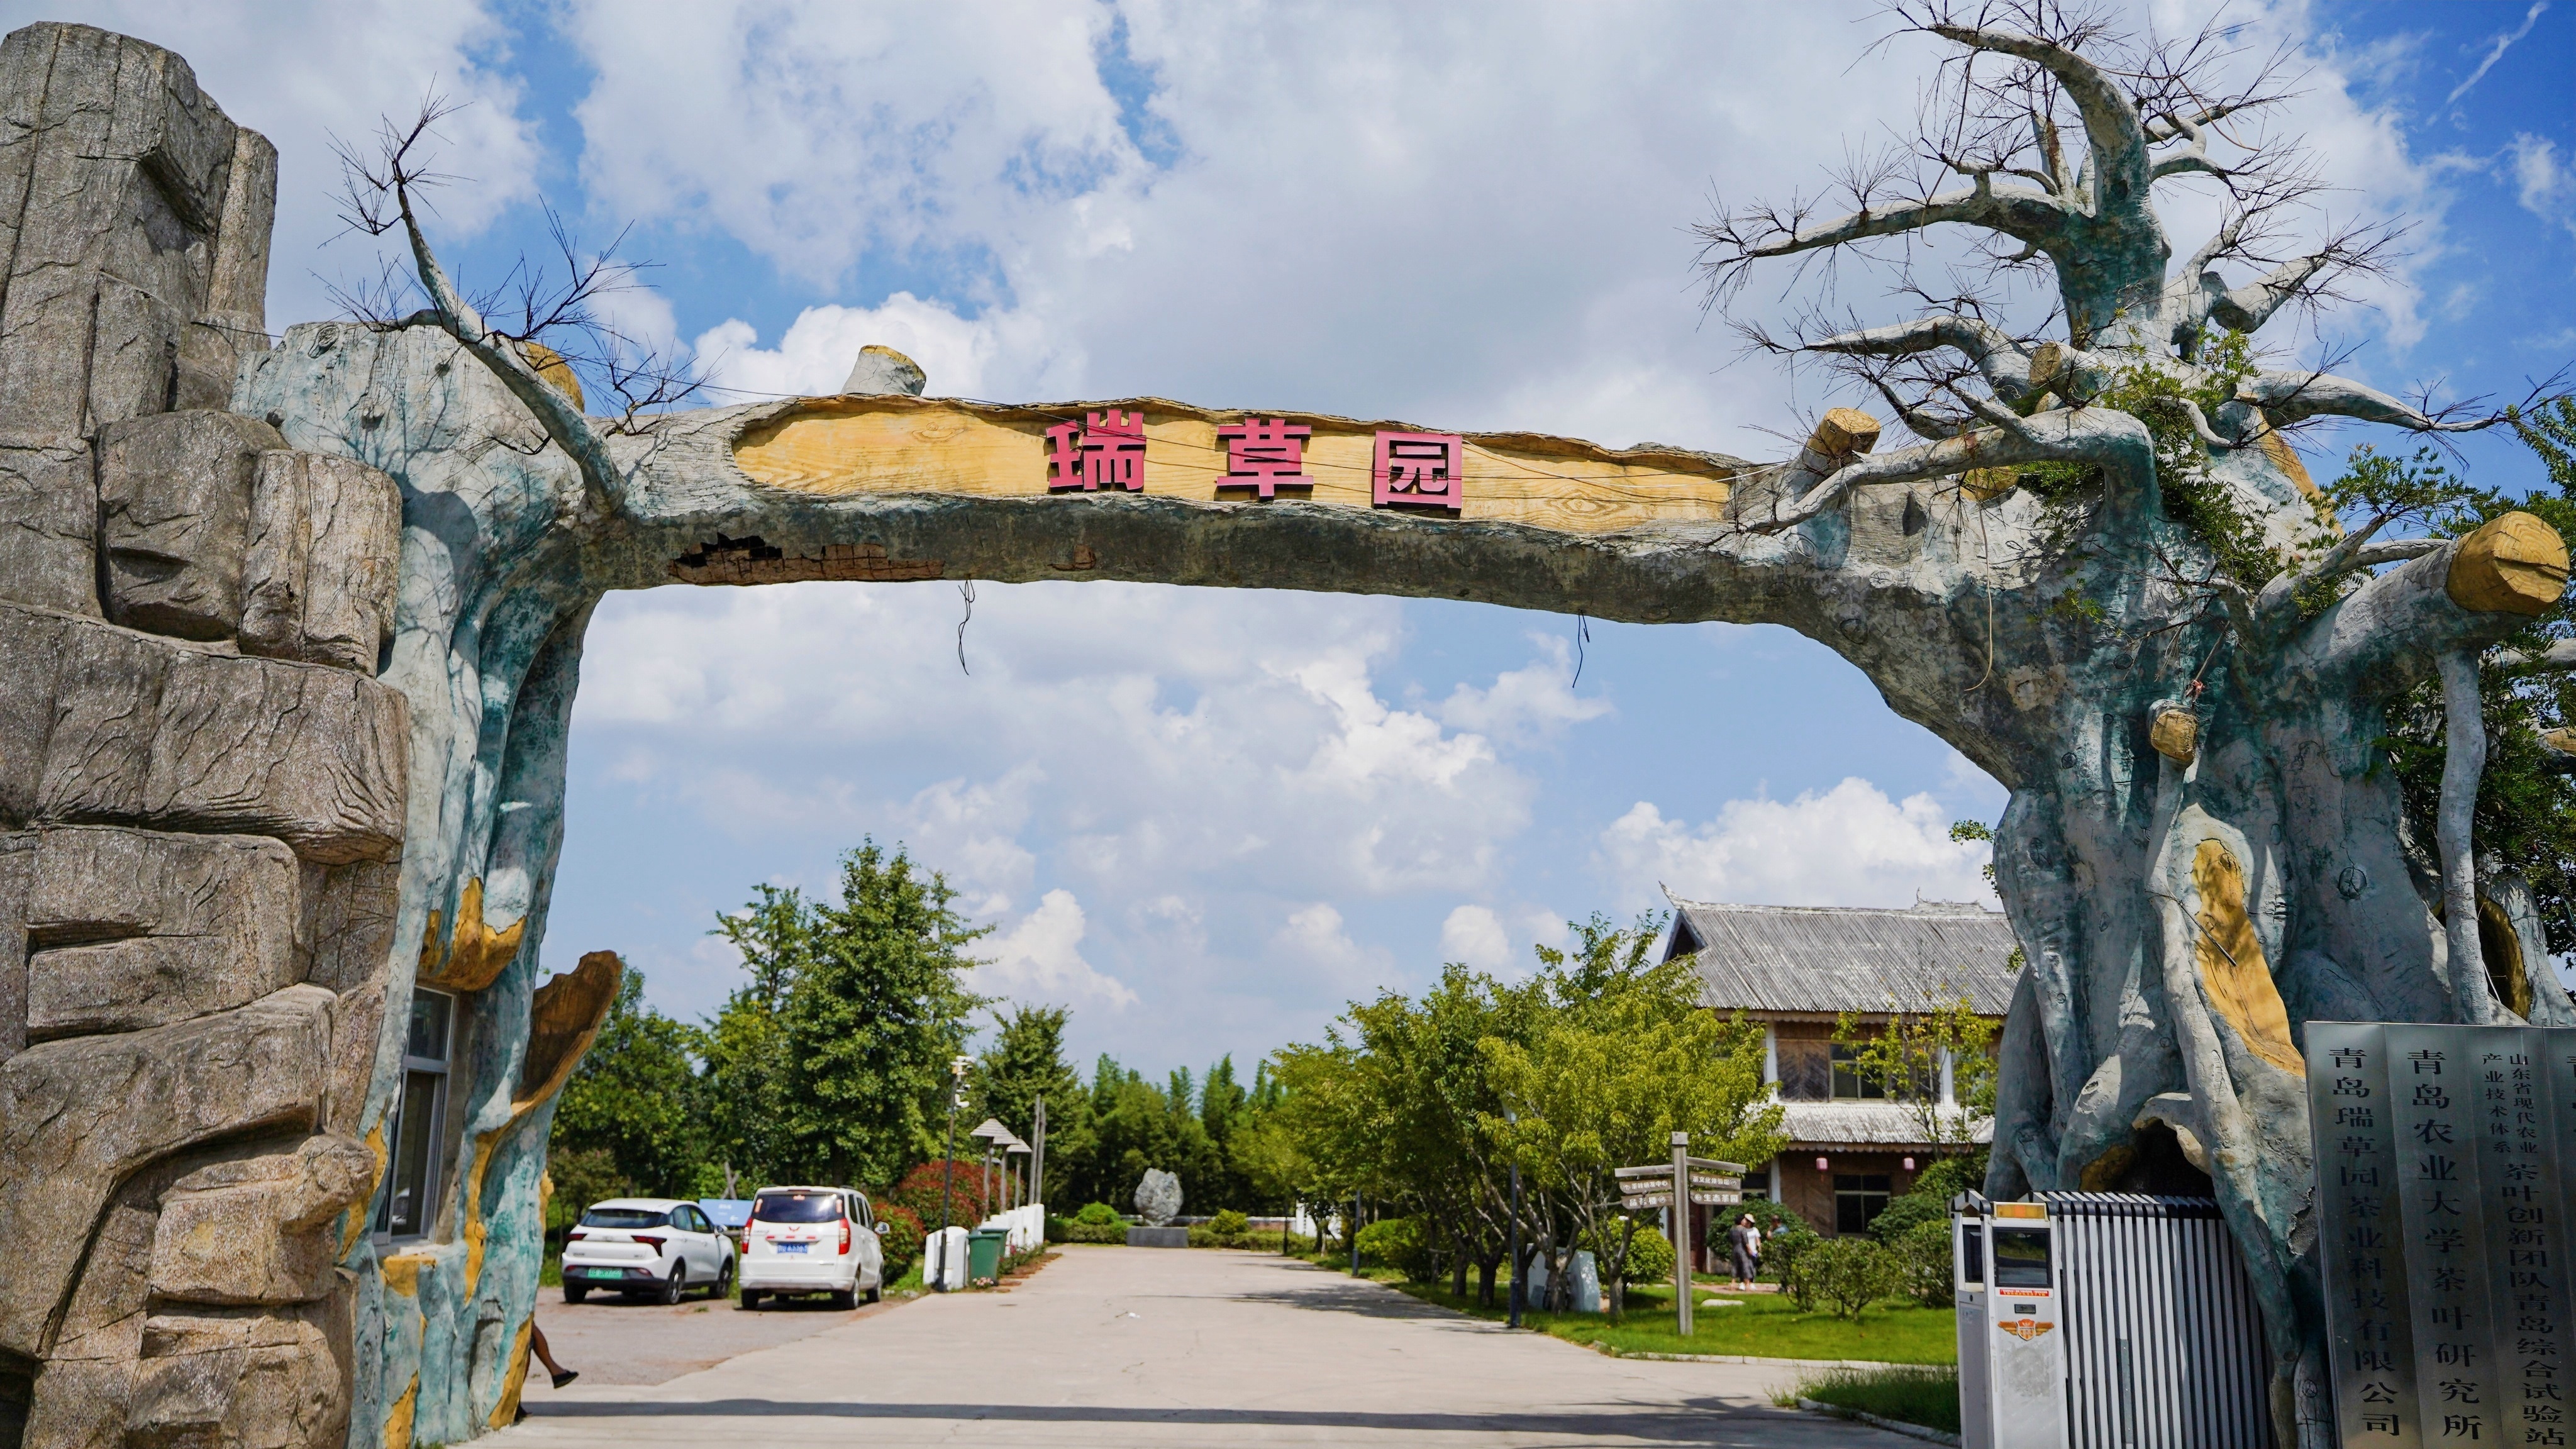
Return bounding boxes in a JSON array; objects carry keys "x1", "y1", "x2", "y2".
[
  {"x1": 706, "y1": 840, "x2": 990, "y2": 1188},
  {"x1": 548, "y1": 969, "x2": 708, "y2": 1202},
  {"x1": 974, "y1": 1003, "x2": 1085, "y2": 1202},
  {"x1": 1482, "y1": 918, "x2": 1785, "y2": 1319},
  {"x1": 974, "y1": 1004, "x2": 1081, "y2": 1142},
  {"x1": 701, "y1": 884, "x2": 808, "y2": 1187}
]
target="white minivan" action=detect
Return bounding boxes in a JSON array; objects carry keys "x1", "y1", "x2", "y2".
[
  {"x1": 560, "y1": 1198, "x2": 736, "y2": 1304},
  {"x1": 738, "y1": 1185, "x2": 884, "y2": 1310}
]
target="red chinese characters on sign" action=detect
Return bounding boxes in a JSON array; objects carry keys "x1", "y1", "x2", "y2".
[
  {"x1": 1373, "y1": 430, "x2": 1464, "y2": 512},
  {"x1": 1045, "y1": 409, "x2": 1148, "y2": 492},
  {"x1": 1214, "y1": 417, "x2": 1313, "y2": 498}
]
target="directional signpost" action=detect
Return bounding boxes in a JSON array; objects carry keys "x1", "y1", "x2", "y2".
[{"x1": 1616, "y1": 1135, "x2": 1745, "y2": 1336}]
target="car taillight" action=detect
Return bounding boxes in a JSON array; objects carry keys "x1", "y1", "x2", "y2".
[
  {"x1": 567, "y1": 1231, "x2": 586, "y2": 1241},
  {"x1": 636, "y1": 1235, "x2": 665, "y2": 1252},
  {"x1": 838, "y1": 1220, "x2": 852, "y2": 1255}
]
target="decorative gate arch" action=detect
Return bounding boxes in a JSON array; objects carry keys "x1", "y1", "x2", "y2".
[{"x1": 1, "y1": 17, "x2": 2568, "y2": 1449}]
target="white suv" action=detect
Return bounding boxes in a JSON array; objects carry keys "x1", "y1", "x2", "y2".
[
  {"x1": 561, "y1": 1198, "x2": 736, "y2": 1304},
  {"x1": 738, "y1": 1185, "x2": 884, "y2": 1310}
]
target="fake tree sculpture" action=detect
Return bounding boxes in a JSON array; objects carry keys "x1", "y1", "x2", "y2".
[{"x1": 1690, "y1": 6, "x2": 2576, "y2": 1440}]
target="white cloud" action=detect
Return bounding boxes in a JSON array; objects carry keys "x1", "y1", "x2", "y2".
[
  {"x1": 1597, "y1": 778, "x2": 1997, "y2": 913},
  {"x1": 562, "y1": 0, "x2": 1141, "y2": 289},
  {"x1": 889, "y1": 767, "x2": 1044, "y2": 916},
  {"x1": 1439, "y1": 904, "x2": 1512, "y2": 971},
  {"x1": 690, "y1": 294, "x2": 1067, "y2": 404},
  {"x1": 1436, "y1": 635, "x2": 1613, "y2": 747},
  {"x1": 1277, "y1": 902, "x2": 1387, "y2": 992},
  {"x1": 2442, "y1": 1, "x2": 2548, "y2": 107},
  {"x1": 976, "y1": 889, "x2": 1138, "y2": 1009},
  {"x1": 2508, "y1": 133, "x2": 2575, "y2": 233}
]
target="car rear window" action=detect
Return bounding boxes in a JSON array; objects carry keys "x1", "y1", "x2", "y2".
[
  {"x1": 753, "y1": 1192, "x2": 845, "y2": 1223},
  {"x1": 580, "y1": 1208, "x2": 669, "y2": 1230}
]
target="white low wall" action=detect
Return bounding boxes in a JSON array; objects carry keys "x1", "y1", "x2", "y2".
[
  {"x1": 924, "y1": 1226, "x2": 970, "y2": 1291},
  {"x1": 981, "y1": 1202, "x2": 1045, "y2": 1254}
]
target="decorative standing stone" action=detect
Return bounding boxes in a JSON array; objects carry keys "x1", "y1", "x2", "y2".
[{"x1": 1134, "y1": 1169, "x2": 1182, "y2": 1227}]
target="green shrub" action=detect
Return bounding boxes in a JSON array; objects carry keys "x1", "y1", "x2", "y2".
[
  {"x1": 1047, "y1": 1217, "x2": 1127, "y2": 1244},
  {"x1": 1795, "y1": 1237, "x2": 1906, "y2": 1320},
  {"x1": 874, "y1": 1202, "x2": 924, "y2": 1275},
  {"x1": 1866, "y1": 1191, "x2": 1946, "y2": 1244},
  {"x1": 1905, "y1": 1152, "x2": 1985, "y2": 1204},
  {"x1": 1210, "y1": 1208, "x2": 1249, "y2": 1236},
  {"x1": 1893, "y1": 1220, "x2": 1952, "y2": 1307},
  {"x1": 1355, "y1": 1217, "x2": 1436, "y2": 1281},
  {"x1": 1767, "y1": 1221, "x2": 1825, "y2": 1309},
  {"x1": 1736, "y1": 1198, "x2": 1810, "y2": 1236},
  {"x1": 1606, "y1": 1223, "x2": 1674, "y2": 1286},
  {"x1": 1074, "y1": 1201, "x2": 1121, "y2": 1226}
]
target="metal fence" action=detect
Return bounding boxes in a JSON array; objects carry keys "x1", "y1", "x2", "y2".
[{"x1": 2040, "y1": 1192, "x2": 2271, "y2": 1449}]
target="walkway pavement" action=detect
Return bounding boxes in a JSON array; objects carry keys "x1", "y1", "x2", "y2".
[{"x1": 500, "y1": 1245, "x2": 1912, "y2": 1447}]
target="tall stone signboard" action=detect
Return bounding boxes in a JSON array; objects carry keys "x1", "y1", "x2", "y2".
[{"x1": 2307, "y1": 1023, "x2": 2576, "y2": 1448}]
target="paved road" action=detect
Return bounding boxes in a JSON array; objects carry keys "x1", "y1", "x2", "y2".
[
  {"x1": 501, "y1": 1246, "x2": 1910, "y2": 1447},
  {"x1": 528, "y1": 1284, "x2": 885, "y2": 1387}
]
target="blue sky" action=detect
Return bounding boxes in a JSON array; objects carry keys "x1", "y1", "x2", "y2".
[{"x1": 35, "y1": 1, "x2": 2574, "y2": 1072}]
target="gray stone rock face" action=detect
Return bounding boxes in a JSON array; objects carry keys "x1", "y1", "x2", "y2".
[
  {"x1": 1133, "y1": 1169, "x2": 1182, "y2": 1227},
  {"x1": 0, "y1": 26, "x2": 396, "y2": 1448},
  {"x1": 16, "y1": 826, "x2": 302, "y2": 1041},
  {"x1": 126, "y1": 1301, "x2": 350, "y2": 1449},
  {"x1": 149, "y1": 1134, "x2": 375, "y2": 1305},
  {"x1": 0, "y1": 602, "x2": 408, "y2": 863},
  {"x1": 0, "y1": 25, "x2": 258, "y2": 440},
  {"x1": 0, "y1": 436, "x2": 97, "y2": 616},
  {"x1": 97, "y1": 410, "x2": 288, "y2": 640},
  {"x1": 239, "y1": 448, "x2": 401, "y2": 672},
  {"x1": 0, "y1": 984, "x2": 334, "y2": 1358}
]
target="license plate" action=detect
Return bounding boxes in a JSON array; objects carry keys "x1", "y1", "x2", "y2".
[{"x1": 778, "y1": 1242, "x2": 808, "y2": 1254}]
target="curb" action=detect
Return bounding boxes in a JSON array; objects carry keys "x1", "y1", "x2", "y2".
[
  {"x1": 1588, "y1": 1343, "x2": 1916, "y2": 1369},
  {"x1": 1794, "y1": 1396, "x2": 1962, "y2": 1446}
]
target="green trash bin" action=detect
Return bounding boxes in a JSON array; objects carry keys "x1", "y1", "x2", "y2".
[{"x1": 967, "y1": 1228, "x2": 1008, "y2": 1282}]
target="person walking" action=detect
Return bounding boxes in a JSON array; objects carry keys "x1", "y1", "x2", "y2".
[
  {"x1": 1727, "y1": 1214, "x2": 1762, "y2": 1291},
  {"x1": 531, "y1": 1321, "x2": 577, "y2": 1390}
]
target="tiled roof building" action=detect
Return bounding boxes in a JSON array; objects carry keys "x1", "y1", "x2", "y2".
[{"x1": 1661, "y1": 892, "x2": 2019, "y2": 1243}]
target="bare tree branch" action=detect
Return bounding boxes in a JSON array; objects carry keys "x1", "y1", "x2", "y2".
[
  {"x1": 2240, "y1": 370, "x2": 2515, "y2": 433},
  {"x1": 1744, "y1": 404, "x2": 2154, "y2": 533}
]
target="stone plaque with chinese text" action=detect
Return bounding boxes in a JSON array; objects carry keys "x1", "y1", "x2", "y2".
[{"x1": 2309, "y1": 1022, "x2": 2576, "y2": 1448}]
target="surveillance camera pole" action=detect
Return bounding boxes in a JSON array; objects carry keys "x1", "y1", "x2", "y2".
[
  {"x1": 938, "y1": 1055, "x2": 970, "y2": 1287},
  {"x1": 1507, "y1": 1105, "x2": 1524, "y2": 1328}
]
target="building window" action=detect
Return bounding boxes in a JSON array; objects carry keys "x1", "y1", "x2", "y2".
[
  {"x1": 1829, "y1": 1043, "x2": 1888, "y2": 1100},
  {"x1": 1834, "y1": 1173, "x2": 1892, "y2": 1234},
  {"x1": 375, "y1": 989, "x2": 453, "y2": 1238}
]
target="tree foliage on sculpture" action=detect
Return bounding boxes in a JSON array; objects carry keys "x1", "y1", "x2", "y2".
[{"x1": 1695, "y1": 3, "x2": 2572, "y2": 1440}]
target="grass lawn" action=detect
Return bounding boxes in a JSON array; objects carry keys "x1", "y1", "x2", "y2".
[
  {"x1": 1787, "y1": 1363, "x2": 1962, "y2": 1435},
  {"x1": 1371, "y1": 1269, "x2": 1958, "y2": 1364}
]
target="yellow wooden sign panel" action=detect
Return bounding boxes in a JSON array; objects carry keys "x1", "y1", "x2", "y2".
[{"x1": 731, "y1": 396, "x2": 1741, "y2": 536}]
